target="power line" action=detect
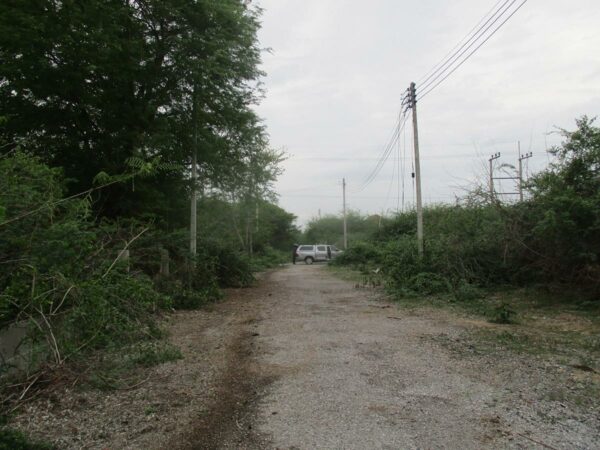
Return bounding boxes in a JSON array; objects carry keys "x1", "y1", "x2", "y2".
[
  {"x1": 400, "y1": 116, "x2": 407, "y2": 212},
  {"x1": 356, "y1": 113, "x2": 410, "y2": 193},
  {"x1": 382, "y1": 123, "x2": 399, "y2": 213},
  {"x1": 357, "y1": 116, "x2": 404, "y2": 191},
  {"x1": 417, "y1": 0, "x2": 508, "y2": 86},
  {"x1": 418, "y1": 0, "x2": 516, "y2": 93},
  {"x1": 419, "y1": 0, "x2": 529, "y2": 100}
]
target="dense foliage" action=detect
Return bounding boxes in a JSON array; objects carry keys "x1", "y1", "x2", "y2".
[
  {"x1": 334, "y1": 117, "x2": 600, "y2": 300},
  {"x1": 0, "y1": 1, "x2": 298, "y2": 421},
  {"x1": 0, "y1": 0, "x2": 269, "y2": 226},
  {"x1": 302, "y1": 211, "x2": 382, "y2": 247}
]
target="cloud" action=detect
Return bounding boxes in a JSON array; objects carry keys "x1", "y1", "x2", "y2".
[{"x1": 255, "y1": 0, "x2": 600, "y2": 225}]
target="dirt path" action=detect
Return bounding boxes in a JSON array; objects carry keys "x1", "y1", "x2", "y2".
[{"x1": 12, "y1": 264, "x2": 600, "y2": 449}]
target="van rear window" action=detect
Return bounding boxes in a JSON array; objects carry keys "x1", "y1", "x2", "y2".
[{"x1": 298, "y1": 246, "x2": 313, "y2": 251}]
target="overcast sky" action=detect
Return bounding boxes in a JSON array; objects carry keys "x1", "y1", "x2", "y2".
[{"x1": 254, "y1": 0, "x2": 600, "y2": 226}]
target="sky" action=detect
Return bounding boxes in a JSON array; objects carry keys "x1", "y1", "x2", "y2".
[{"x1": 253, "y1": 0, "x2": 600, "y2": 226}]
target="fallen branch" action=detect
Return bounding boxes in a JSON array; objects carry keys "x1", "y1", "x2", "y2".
[
  {"x1": 34, "y1": 305, "x2": 63, "y2": 365},
  {"x1": 102, "y1": 227, "x2": 149, "y2": 278},
  {"x1": 51, "y1": 285, "x2": 74, "y2": 315},
  {"x1": 118, "y1": 375, "x2": 151, "y2": 391}
]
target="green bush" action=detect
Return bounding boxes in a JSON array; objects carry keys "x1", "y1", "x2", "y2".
[
  {"x1": 0, "y1": 153, "x2": 178, "y2": 393},
  {"x1": 452, "y1": 281, "x2": 484, "y2": 303},
  {"x1": 0, "y1": 427, "x2": 54, "y2": 450},
  {"x1": 332, "y1": 116, "x2": 600, "y2": 300},
  {"x1": 489, "y1": 304, "x2": 517, "y2": 324},
  {"x1": 333, "y1": 241, "x2": 382, "y2": 268}
]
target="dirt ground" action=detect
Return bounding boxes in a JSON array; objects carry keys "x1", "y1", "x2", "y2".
[{"x1": 11, "y1": 264, "x2": 600, "y2": 449}]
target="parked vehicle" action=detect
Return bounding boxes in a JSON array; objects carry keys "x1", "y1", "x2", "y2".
[
  {"x1": 295, "y1": 244, "x2": 343, "y2": 264},
  {"x1": 327, "y1": 245, "x2": 343, "y2": 259}
]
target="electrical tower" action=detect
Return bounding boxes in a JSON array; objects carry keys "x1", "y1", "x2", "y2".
[
  {"x1": 488, "y1": 152, "x2": 501, "y2": 200},
  {"x1": 489, "y1": 144, "x2": 533, "y2": 202},
  {"x1": 518, "y1": 143, "x2": 533, "y2": 202}
]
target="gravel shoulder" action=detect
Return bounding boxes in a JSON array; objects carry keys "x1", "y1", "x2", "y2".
[{"x1": 10, "y1": 264, "x2": 600, "y2": 449}]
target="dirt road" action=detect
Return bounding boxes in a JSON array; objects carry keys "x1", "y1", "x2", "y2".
[
  {"x1": 184, "y1": 264, "x2": 598, "y2": 449},
  {"x1": 14, "y1": 264, "x2": 599, "y2": 449}
]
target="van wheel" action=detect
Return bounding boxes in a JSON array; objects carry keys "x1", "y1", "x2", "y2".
[{"x1": 305, "y1": 256, "x2": 314, "y2": 265}]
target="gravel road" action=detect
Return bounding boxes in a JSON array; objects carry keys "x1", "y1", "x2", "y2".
[
  {"x1": 215, "y1": 264, "x2": 599, "y2": 450},
  {"x1": 12, "y1": 264, "x2": 600, "y2": 449}
]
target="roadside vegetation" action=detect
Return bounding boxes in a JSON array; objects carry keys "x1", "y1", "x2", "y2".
[
  {"x1": 319, "y1": 117, "x2": 600, "y2": 379},
  {"x1": 0, "y1": 0, "x2": 298, "y2": 443}
]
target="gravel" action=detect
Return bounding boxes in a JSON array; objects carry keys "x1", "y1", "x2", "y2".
[{"x1": 9, "y1": 264, "x2": 600, "y2": 449}]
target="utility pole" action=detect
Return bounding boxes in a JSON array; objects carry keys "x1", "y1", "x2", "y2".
[
  {"x1": 489, "y1": 152, "x2": 501, "y2": 201},
  {"x1": 518, "y1": 142, "x2": 533, "y2": 202},
  {"x1": 408, "y1": 82, "x2": 424, "y2": 258},
  {"x1": 255, "y1": 202, "x2": 259, "y2": 233},
  {"x1": 190, "y1": 85, "x2": 198, "y2": 257},
  {"x1": 342, "y1": 178, "x2": 348, "y2": 249}
]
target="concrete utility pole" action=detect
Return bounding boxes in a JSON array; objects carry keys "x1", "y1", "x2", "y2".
[
  {"x1": 255, "y1": 202, "x2": 259, "y2": 233},
  {"x1": 489, "y1": 152, "x2": 501, "y2": 201},
  {"x1": 518, "y1": 142, "x2": 533, "y2": 202},
  {"x1": 342, "y1": 178, "x2": 348, "y2": 249},
  {"x1": 409, "y1": 82, "x2": 424, "y2": 258},
  {"x1": 190, "y1": 85, "x2": 198, "y2": 257}
]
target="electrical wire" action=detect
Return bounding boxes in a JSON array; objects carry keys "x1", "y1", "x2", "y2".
[
  {"x1": 382, "y1": 127, "x2": 398, "y2": 214},
  {"x1": 357, "y1": 116, "x2": 404, "y2": 191},
  {"x1": 356, "y1": 113, "x2": 410, "y2": 193},
  {"x1": 419, "y1": 0, "x2": 529, "y2": 101},
  {"x1": 355, "y1": 0, "x2": 529, "y2": 209},
  {"x1": 418, "y1": 0, "x2": 516, "y2": 93},
  {"x1": 396, "y1": 118, "x2": 401, "y2": 213},
  {"x1": 417, "y1": 0, "x2": 507, "y2": 87}
]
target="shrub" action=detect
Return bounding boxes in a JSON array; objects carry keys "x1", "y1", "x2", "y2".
[
  {"x1": 452, "y1": 281, "x2": 484, "y2": 303},
  {"x1": 333, "y1": 241, "x2": 383, "y2": 268},
  {"x1": 489, "y1": 304, "x2": 517, "y2": 324},
  {"x1": 0, "y1": 427, "x2": 54, "y2": 450}
]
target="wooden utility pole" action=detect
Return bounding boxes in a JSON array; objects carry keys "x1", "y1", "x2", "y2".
[
  {"x1": 409, "y1": 82, "x2": 424, "y2": 258},
  {"x1": 342, "y1": 178, "x2": 348, "y2": 249},
  {"x1": 518, "y1": 142, "x2": 533, "y2": 202},
  {"x1": 190, "y1": 85, "x2": 198, "y2": 257}
]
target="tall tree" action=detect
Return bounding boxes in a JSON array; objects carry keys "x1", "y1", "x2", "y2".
[{"x1": 0, "y1": 0, "x2": 268, "y2": 227}]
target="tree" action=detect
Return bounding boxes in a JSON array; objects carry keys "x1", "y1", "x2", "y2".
[
  {"x1": 0, "y1": 0, "x2": 269, "y2": 227},
  {"x1": 523, "y1": 116, "x2": 600, "y2": 284}
]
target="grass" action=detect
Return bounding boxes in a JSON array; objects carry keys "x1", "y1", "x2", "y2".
[
  {"x1": 326, "y1": 265, "x2": 365, "y2": 284},
  {"x1": 329, "y1": 265, "x2": 600, "y2": 369},
  {"x1": 84, "y1": 341, "x2": 182, "y2": 391}
]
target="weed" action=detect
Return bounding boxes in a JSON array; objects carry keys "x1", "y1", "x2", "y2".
[
  {"x1": 489, "y1": 304, "x2": 517, "y2": 324},
  {"x1": 452, "y1": 281, "x2": 483, "y2": 303},
  {"x1": 84, "y1": 341, "x2": 182, "y2": 390},
  {"x1": 129, "y1": 342, "x2": 182, "y2": 367}
]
